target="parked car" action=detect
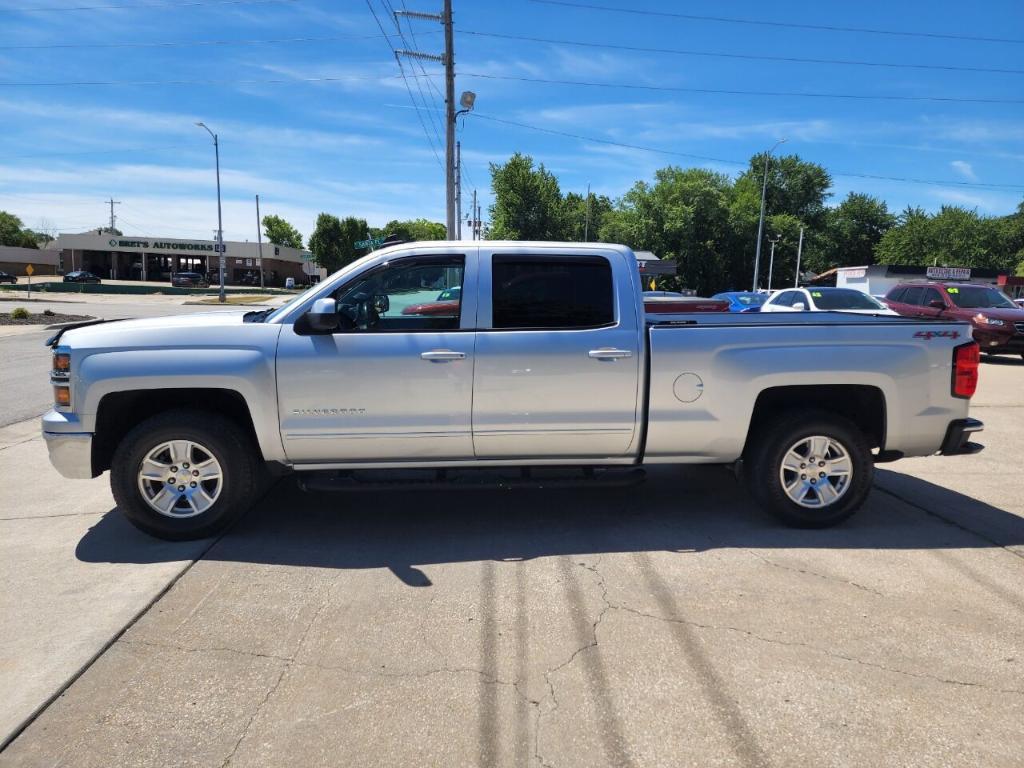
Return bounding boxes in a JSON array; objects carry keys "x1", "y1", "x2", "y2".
[
  {"x1": 0, "y1": 271, "x2": 17, "y2": 284},
  {"x1": 762, "y1": 287, "x2": 897, "y2": 315},
  {"x1": 711, "y1": 291, "x2": 767, "y2": 313},
  {"x1": 62, "y1": 271, "x2": 101, "y2": 284},
  {"x1": 883, "y1": 282, "x2": 1024, "y2": 359},
  {"x1": 43, "y1": 242, "x2": 983, "y2": 540},
  {"x1": 1015, "y1": 298, "x2": 1024, "y2": 309},
  {"x1": 171, "y1": 272, "x2": 210, "y2": 288}
]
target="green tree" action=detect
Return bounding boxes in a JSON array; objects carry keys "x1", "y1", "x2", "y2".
[
  {"x1": 561, "y1": 192, "x2": 613, "y2": 242},
  {"x1": 813, "y1": 192, "x2": 895, "y2": 272},
  {"x1": 0, "y1": 211, "x2": 39, "y2": 248},
  {"x1": 875, "y1": 205, "x2": 1007, "y2": 269},
  {"x1": 262, "y1": 215, "x2": 303, "y2": 250},
  {"x1": 488, "y1": 153, "x2": 565, "y2": 240},
  {"x1": 308, "y1": 214, "x2": 368, "y2": 273},
  {"x1": 371, "y1": 218, "x2": 446, "y2": 242},
  {"x1": 599, "y1": 167, "x2": 734, "y2": 294}
]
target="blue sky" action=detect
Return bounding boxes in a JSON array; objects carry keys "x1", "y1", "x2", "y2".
[{"x1": 1, "y1": 0, "x2": 1022, "y2": 243}]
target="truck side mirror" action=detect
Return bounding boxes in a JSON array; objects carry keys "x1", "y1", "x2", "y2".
[
  {"x1": 305, "y1": 297, "x2": 339, "y2": 332},
  {"x1": 792, "y1": 301, "x2": 806, "y2": 310},
  {"x1": 373, "y1": 294, "x2": 390, "y2": 314},
  {"x1": 928, "y1": 299, "x2": 945, "y2": 310}
]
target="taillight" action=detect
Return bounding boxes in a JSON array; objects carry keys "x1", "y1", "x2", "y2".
[{"x1": 952, "y1": 342, "x2": 979, "y2": 399}]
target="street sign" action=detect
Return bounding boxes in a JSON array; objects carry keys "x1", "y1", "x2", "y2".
[
  {"x1": 354, "y1": 237, "x2": 386, "y2": 249},
  {"x1": 25, "y1": 264, "x2": 34, "y2": 276},
  {"x1": 214, "y1": 244, "x2": 227, "y2": 253}
]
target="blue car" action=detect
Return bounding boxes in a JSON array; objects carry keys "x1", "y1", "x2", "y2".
[{"x1": 711, "y1": 291, "x2": 766, "y2": 313}]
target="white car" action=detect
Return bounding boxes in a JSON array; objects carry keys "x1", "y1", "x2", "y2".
[{"x1": 761, "y1": 287, "x2": 897, "y2": 315}]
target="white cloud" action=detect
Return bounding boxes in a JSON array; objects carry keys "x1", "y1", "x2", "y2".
[{"x1": 950, "y1": 160, "x2": 978, "y2": 182}]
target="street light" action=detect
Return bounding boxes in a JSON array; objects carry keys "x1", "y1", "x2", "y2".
[
  {"x1": 752, "y1": 138, "x2": 787, "y2": 292},
  {"x1": 767, "y1": 234, "x2": 781, "y2": 292},
  {"x1": 195, "y1": 121, "x2": 226, "y2": 303}
]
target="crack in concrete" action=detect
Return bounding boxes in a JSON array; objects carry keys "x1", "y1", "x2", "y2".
[
  {"x1": 533, "y1": 556, "x2": 614, "y2": 768},
  {"x1": 0, "y1": 510, "x2": 104, "y2": 521},
  {"x1": 611, "y1": 604, "x2": 1024, "y2": 696},
  {"x1": 734, "y1": 546, "x2": 886, "y2": 597},
  {"x1": 219, "y1": 595, "x2": 329, "y2": 767},
  {"x1": 120, "y1": 637, "x2": 292, "y2": 664}
]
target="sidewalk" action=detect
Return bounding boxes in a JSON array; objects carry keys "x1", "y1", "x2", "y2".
[{"x1": 0, "y1": 419, "x2": 208, "y2": 749}]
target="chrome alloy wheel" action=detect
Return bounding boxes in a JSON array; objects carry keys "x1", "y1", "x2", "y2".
[
  {"x1": 136, "y1": 440, "x2": 224, "y2": 518},
  {"x1": 779, "y1": 435, "x2": 853, "y2": 508}
]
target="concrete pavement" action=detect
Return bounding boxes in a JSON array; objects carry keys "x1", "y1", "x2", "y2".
[{"x1": 1, "y1": 359, "x2": 1022, "y2": 767}]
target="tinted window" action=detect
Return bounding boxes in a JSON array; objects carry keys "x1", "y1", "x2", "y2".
[
  {"x1": 886, "y1": 287, "x2": 906, "y2": 303},
  {"x1": 333, "y1": 257, "x2": 464, "y2": 331},
  {"x1": 921, "y1": 288, "x2": 944, "y2": 307},
  {"x1": 812, "y1": 289, "x2": 886, "y2": 310},
  {"x1": 902, "y1": 286, "x2": 925, "y2": 306},
  {"x1": 946, "y1": 286, "x2": 1015, "y2": 309},
  {"x1": 492, "y1": 256, "x2": 614, "y2": 329},
  {"x1": 770, "y1": 291, "x2": 795, "y2": 307}
]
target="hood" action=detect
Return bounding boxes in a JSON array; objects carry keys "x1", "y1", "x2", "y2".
[
  {"x1": 58, "y1": 310, "x2": 252, "y2": 349},
  {"x1": 966, "y1": 306, "x2": 1024, "y2": 322}
]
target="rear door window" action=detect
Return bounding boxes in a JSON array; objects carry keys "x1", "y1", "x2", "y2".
[
  {"x1": 886, "y1": 287, "x2": 906, "y2": 303},
  {"x1": 491, "y1": 256, "x2": 614, "y2": 329},
  {"x1": 902, "y1": 286, "x2": 925, "y2": 306}
]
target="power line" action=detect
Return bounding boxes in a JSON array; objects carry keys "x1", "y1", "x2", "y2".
[
  {"x1": 0, "y1": 0, "x2": 295, "y2": 12},
  {"x1": 460, "y1": 72, "x2": 1024, "y2": 106},
  {"x1": 390, "y1": 0, "x2": 445, "y2": 160},
  {"x1": 471, "y1": 113, "x2": 1024, "y2": 191},
  {"x1": 462, "y1": 30, "x2": 1024, "y2": 76},
  {"x1": 0, "y1": 30, "x2": 439, "y2": 50},
  {"x1": 0, "y1": 72, "x2": 434, "y2": 86},
  {"x1": 527, "y1": 0, "x2": 1024, "y2": 45},
  {"x1": 365, "y1": 0, "x2": 444, "y2": 170}
]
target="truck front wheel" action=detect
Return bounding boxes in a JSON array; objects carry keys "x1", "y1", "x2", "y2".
[
  {"x1": 745, "y1": 410, "x2": 873, "y2": 528},
  {"x1": 110, "y1": 409, "x2": 260, "y2": 541}
]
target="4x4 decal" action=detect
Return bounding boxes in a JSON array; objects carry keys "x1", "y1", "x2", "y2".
[{"x1": 914, "y1": 330, "x2": 961, "y2": 340}]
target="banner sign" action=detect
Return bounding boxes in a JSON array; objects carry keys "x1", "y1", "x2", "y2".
[{"x1": 927, "y1": 266, "x2": 971, "y2": 280}]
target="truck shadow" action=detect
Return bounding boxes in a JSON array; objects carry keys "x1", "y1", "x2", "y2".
[{"x1": 76, "y1": 466, "x2": 1024, "y2": 585}]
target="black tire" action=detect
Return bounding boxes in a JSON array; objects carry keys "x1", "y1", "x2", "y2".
[
  {"x1": 111, "y1": 409, "x2": 260, "y2": 541},
  {"x1": 745, "y1": 409, "x2": 874, "y2": 528}
]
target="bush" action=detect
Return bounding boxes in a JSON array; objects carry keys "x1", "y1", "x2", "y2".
[
  {"x1": 43, "y1": 309, "x2": 55, "y2": 316},
  {"x1": 11, "y1": 307, "x2": 30, "y2": 320}
]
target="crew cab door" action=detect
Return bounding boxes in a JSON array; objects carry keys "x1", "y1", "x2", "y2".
[
  {"x1": 276, "y1": 249, "x2": 478, "y2": 463},
  {"x1": 471, "y1": 248, "x2": 642, "y2": 459}
]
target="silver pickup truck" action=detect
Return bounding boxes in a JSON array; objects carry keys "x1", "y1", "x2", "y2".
[{"x1": 43, "y1": 242, "x2": 984, "y2": 540}]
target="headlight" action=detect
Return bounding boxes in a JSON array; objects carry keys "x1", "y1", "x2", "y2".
[
  {"x1": 53, "y1": 352, "x2": 70, "y2": 373},
  {"x1": 973, "y1": 314, "x2": 1005, "y2": 327}
]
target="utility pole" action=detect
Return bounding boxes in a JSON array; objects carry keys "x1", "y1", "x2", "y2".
[
  {"x1": 767, "y1": 234, "x2": 780, "y2": 292},
  {"x1": 395, "y1": 1, "x2": 471, "y2": 240},
  {"x1": 794, "y1": 226, "x2": 804, "y2": 287},
  {"x1": 471, "y1": 189, "x2": 478, "y2": 240},
  {"x1": 584, "y1": 182, "x2": 591, "y2": 241},
  {"x1": 255, "y1": 194, "x2": 264, "y2": 290},
  {"x1": 476, "y1": 198, "x2": 482, "y2": 240},
  {"x1": 196, "y1": 122, "x2": 226, "y2": 303},
  {"x1": 442, "y1": 0, "x2": 455, "y2": 238},
  {"x1": 753, "y1": 138, "x2": 786, "y2": 291},
  {"x1": 107, "y1": 197, "x2": 120, "y2": 232},
  {"x1": 455, "y1": 140, "x2": 462, "y2": 240}
]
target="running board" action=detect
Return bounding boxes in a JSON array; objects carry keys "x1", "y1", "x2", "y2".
[{"x1": 296, "y1": 467, "x2": 647, "y2": 493}]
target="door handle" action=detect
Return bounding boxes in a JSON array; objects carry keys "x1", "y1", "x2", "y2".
[
  {"x1": 421, "y1": 349, "x2": 466, "y2": 361},
  {"x1": 588, "y1": 348, "x2": 632, "y2": 360}
]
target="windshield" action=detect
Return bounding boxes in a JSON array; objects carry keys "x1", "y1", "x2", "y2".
[
  {"x1": 734, "y1": 293, "x2": 765, "y2": 306},
  {"x1": 811, "y1": 289, "x2": 886, "y2": 310},
  {"x1": 946, "y1": 286, "x2": 1016, "y2": 309}
]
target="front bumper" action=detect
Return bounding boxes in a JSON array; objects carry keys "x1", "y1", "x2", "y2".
[
  {"x1": 939, "y1": 418, "x2": 985, "y2": 456},
  {"x1": 43, "y1": 431, "x2": 96, "y2": 479}
]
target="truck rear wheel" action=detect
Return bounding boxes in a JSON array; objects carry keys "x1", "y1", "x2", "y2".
[
  {"x1": 745, "y1": 410, "x2": 873, "y2": 528},
  {"x1": 110, "y1": 409, "x2": 260, "y2": 541}
]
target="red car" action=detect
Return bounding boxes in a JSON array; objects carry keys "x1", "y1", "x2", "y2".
[{"x1": 883, "y1": 281, "x2": 1024, "y2": 359}]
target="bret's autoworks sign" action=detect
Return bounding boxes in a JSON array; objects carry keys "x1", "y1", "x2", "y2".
[{"x1": 108, "y1": 238, "x2": 216, "y2": 252}]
